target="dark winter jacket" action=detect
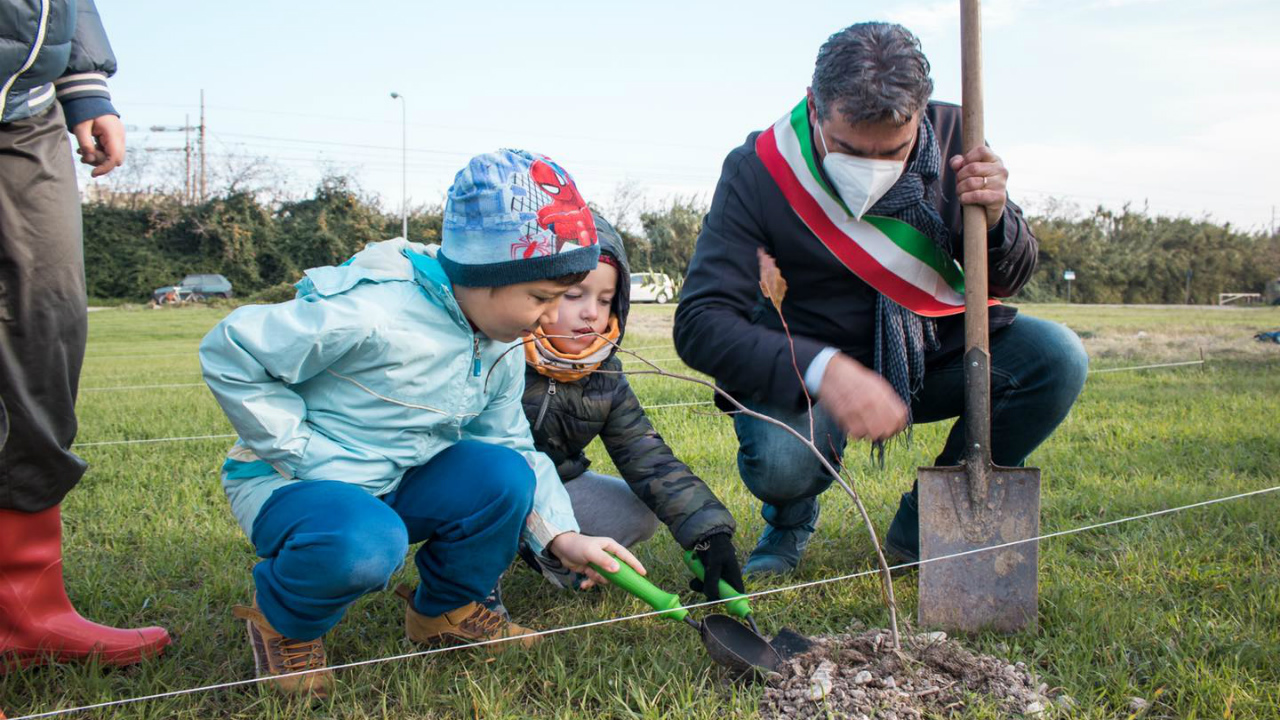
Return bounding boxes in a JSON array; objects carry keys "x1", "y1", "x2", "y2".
[
  {"x1": 1, "y1": 0, "x2": 117, "y2": 127},
  {"x1": 674, "y1": 101, "x2": 1038, "y2": 411},
  {"x1": 521, "y1": 212, "x2": 737, "y2": 549}
]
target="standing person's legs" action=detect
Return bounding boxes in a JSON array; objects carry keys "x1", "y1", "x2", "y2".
[
  {"x1": 733, "y1": 401, "x2": 846, "y2": 576},
  {"x1": 0, "y1": 105, "x2": 89, "y2": 510},
  {"x1": 0, "y1": 105, "x2": 170, "y2": 670},
  {"x1": 885, "y1": 315, "x2": 1089, "y2": 561}
]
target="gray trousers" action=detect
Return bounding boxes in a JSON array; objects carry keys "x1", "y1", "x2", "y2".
[
  {"x1": 0, "y1": 103, "x2": 88, "y2": 511},
  {"x1": 564, "y1": 471, "x2": 662, "y2": 548}
]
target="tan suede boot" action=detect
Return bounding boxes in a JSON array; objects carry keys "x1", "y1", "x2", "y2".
[
  {"x1": 393, "y1": 585, "x2": 539, "y2": 652},
  {"x1": 231, "y1": 601, "x2": 333, "y2": 698}
]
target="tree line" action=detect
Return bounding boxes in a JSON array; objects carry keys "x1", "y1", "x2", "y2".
[{"x1": 82, "y1": 178, "x2": 1280, "y2": 305}]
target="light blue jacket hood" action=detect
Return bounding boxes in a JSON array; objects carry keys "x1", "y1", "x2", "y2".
[{"x1": 200, "y1": 238, "x2": 579, "y2": 553}]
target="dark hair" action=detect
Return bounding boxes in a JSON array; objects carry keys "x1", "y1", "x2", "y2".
[
  {"x1": 811, "y1": 22, "x2": 933, "y2": 127},
  {"x1": 546, "y1": 270, "x2": 591, "y2": 287}
]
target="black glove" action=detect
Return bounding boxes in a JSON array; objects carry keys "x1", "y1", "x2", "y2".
[{"x1": 688, "y1": 533, "x2": 744, "y2": 602}]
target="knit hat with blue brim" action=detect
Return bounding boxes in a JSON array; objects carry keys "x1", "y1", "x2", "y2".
[{"x1": 439, "y1": 149, "x2": 600, "y2": 287}]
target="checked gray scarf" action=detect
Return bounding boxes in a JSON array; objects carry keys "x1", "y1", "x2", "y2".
[{"x1": 865, "y1": 115, "x2": 950, "y2": 461}]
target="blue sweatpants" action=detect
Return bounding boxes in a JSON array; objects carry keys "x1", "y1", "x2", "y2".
[{"x1": 248, "y1": 441, "x2": 536, "y2": 641}]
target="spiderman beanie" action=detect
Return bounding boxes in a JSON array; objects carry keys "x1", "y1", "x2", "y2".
[{"x1": 439, "y1": 149, "x2": 601, "y2": 287}]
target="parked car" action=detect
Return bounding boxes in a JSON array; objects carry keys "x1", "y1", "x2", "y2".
[
  {"x1": 629, "y1": 272, "x2": 676, "y2": 304},
  {"x1": 152, "y1": 274, "x2": 233, "y2": 304}
]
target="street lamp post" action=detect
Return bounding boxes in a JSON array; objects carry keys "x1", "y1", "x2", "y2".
[{"x1": 389, "y1": 92, "x2": 408, "y2": 240}]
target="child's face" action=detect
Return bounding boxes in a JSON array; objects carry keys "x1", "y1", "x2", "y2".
[
  {"x1": 543, "y1": 263, "x2": 618, "y2": 354},
  {"x1": 454, "y1": 280, "x2": 571, "y2": 343}
]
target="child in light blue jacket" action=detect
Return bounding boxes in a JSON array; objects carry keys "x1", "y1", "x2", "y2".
[{"x1": 200, "y1": 150, "x2": 646, "y2": 697}]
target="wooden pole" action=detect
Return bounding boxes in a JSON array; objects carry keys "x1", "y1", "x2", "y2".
[
  {"x1": 199, "y1": 90, "x2": 206, "y2": 202},
  {"x1": 960, "y1": 0, "x2": 991, "y2": 471},
  {"x1": 184, "y1": 113, "x2": 191, "y2": 204}
]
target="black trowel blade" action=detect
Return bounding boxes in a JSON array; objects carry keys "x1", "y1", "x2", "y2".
[{"x1": 769, "y1": 627, "x2": 816, "y2": 659}]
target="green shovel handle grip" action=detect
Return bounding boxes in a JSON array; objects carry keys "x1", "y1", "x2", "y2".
[
  {"x1": 590, "y1": 553, "x2": 688, "y2": 621},
  {"x1": 682, "y1": 550, "x2": 752, "y2": 619}
]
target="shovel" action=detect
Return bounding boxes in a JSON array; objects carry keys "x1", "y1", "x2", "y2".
[
  {"x1": 916, "y1": 0, "x2": 1041, "y2": 634},
  {"x1": 591, "y1": 555, "x2": 784, "y2": 679}
]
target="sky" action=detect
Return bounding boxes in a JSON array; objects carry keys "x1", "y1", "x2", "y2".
[{"x1": 91, "y1": 0, "x2": 1279, "y2": 233}]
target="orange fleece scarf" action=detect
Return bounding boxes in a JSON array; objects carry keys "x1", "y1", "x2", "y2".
[{"x1": 523, "y1": 316, "x2": 621, "y2": 382}]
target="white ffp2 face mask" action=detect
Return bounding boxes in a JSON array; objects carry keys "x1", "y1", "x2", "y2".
[{"x1": 817, "y1": 123, "x2": 907, "y2": 220}]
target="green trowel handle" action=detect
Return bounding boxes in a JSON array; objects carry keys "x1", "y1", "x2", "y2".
[
  {"x1": 683, "y1": 550, "x2": 752, "y2": 619},
  {"x1": 590, "y1": 554, "x2": 688, "y2": 622}
]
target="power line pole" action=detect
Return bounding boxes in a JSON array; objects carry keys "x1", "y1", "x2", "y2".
[
  {"x1": 390, "y1": 91, "x2": 407, "y2": 239},
  {"x1": 148, "y1": 120, "x2": 197, "y2": 203},
  {"x1": 184, "y1": 114, "x2": 192, "y2": 204},
  {"x1": 199, "y1": 89, "x2": 207, "y2": 202}
]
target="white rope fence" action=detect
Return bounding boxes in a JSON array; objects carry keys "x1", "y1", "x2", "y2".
[
  {"x1": 70, "y1": 357, "x2": 1208, "y2": 448},
  {"x1": 75, "y1": 433, "x2": 238, "y2": 448},
  {"x1": 73, "y1": 412, "x2": 717, "y2": 449},
  {"x1": 70, "y1": 402, "x2": 717, "y2": 449},
  {"x1": 82, "y1": 351, "x2": 203, "y2": 360},
  {"x1": 76, "y1": 356, "x2": 1209, "y2": 394},
  {"x1": 9, "y1": 482, "x2": 1278, "y2": 720},
  {"x1": 1087, "y1": 359, "x2": 1204, "y2": 374},
  {"x1": 81, "y1": 382, "x2": 206, "y2": 393},
  {"x1": 636, "y1": 400, "x2": 714, "y2": 411},
  {"x1": 77, "y1": 345, "x2": 671, "y2": 364}
]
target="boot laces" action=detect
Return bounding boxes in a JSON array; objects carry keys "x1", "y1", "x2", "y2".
[
  {"x1": 460, "y1": 605, "x2": 509, "y2": 637},
  {"x1": 271, "y1": 636, "x2": 326, "y2": 672}
]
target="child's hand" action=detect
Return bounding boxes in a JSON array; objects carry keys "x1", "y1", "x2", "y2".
[{"x1": 547, "y1": 532, "x2": 646, "y2": 590}]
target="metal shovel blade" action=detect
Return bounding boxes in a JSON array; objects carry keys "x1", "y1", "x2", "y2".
[
  {"x1": 699, "y1": 614, "x2": 783, "y2": 680},
  {"x1": 917, "y1": 463, "x2": 1040, "y2": 633}
]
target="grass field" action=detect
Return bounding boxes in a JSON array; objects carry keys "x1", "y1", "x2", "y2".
[{"x1": 3, "y1": 303, "x2": 1279, "y2": 719}]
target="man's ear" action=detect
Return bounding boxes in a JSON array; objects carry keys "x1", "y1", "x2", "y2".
[{"x1": 805, "y1": 87, "x2": 817, "y2": 120}]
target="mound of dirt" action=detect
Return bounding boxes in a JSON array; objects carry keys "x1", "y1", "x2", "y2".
[{"x1": 761, "y1": 628, "x2": 1077, "y2": 719}]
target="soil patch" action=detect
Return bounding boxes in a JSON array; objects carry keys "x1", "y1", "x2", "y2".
[{"x1": 761, "y1": 627, "x2": 1077, "y2": 719}]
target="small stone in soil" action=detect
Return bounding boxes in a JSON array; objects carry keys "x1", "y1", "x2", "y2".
[{"x1": 808, "y1": 660, "x2": 836, "y2": 700}]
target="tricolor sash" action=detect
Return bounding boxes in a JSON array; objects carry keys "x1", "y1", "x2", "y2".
[{"x1": 756, "y1": 99, "x2": 990, "y2": 318}]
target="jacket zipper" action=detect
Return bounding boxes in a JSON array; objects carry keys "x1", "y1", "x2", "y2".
[
  {"x1": 0, "y1": 0, "x2": 51, "y2": 120},
  {"x1": 533, "y1": 378, "x2": 557, "y2": 430},
  {"x1": 471, "y1": 336, "x2": 481, "y2": 377}
]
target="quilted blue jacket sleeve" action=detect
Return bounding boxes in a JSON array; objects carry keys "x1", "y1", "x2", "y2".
[{"x1": 57, "y1": 0, "x2": 119, "y2": 127}]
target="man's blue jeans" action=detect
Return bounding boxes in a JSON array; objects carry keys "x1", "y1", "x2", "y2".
[
  {"x1": 733, "y1": 315, "x2": 1088, "y2": 530},
  {"x1": 248, "y1": 441, "x2": 535, "y2": 641}
]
